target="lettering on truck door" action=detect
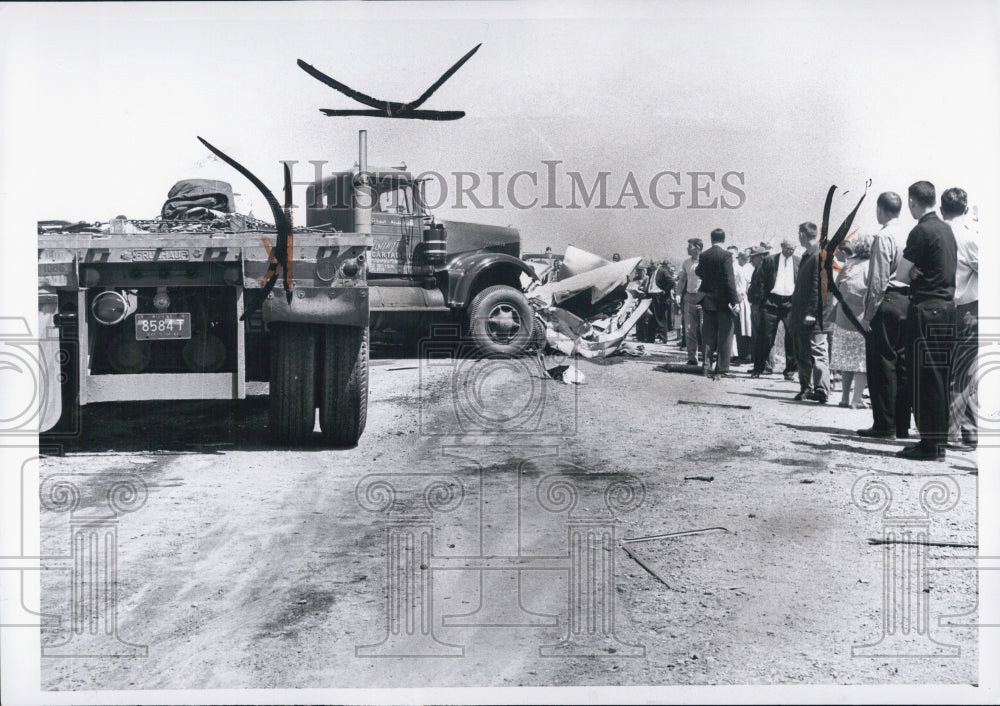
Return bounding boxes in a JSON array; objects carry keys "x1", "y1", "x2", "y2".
[{"x1": 370, "y1": 181, "x2": 409, "y2": 275}]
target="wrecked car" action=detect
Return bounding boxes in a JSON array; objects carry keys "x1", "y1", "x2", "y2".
[{"x1": 526, "y1": 246, "x2": 652, "y2": 359}]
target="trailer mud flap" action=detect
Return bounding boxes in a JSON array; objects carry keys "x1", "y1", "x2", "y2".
[
  {"x1": 262, "y1": 286, "x2": 369, "y2": 327},
  {"x1": 37, "y1": 294, "x2": 62, "y2": 432}
]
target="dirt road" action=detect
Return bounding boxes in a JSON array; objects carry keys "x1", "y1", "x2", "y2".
[{"x1": 38, "y1": 335, "x2": 979, "y2": 690}]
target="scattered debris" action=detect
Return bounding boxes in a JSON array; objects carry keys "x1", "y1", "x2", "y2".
[
  {"x1": 677, "y1": 400, "x2": 752, "y2": 410},
  {"x1": 621, "y1": 545, "x2": 673, "y2": 589},
  {"x1": 622, "y1": 527, "x2": 732, "y2": 544},
  {"x1": 836, "y1": 464, "x2": 971, "y2": 477},
  {"x1": 684, "y1": 475, "x2": 715, "y2": 482},
  {"x1": 653, "y1": 363, "x2": 705, "y2": 375},
  {"x1": 543, "y1": 363, "x2": 586, "y2": 384},
  {"x1": 867, "y1": 538, "x2": 977, "y2": 549},
  {"x1": 38, "y1": 219, "x2": 103, "y2": 234},
  {"x1": 799, "y1": 479, "x2": 816, "y2": 484},
  {"x1": 618, "y1": 343, "x2": 647, "y2": 357}
]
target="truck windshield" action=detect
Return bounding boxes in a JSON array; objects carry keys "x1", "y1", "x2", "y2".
[{"x1": 375, "y1": 183, "x2": 412, "y2": 214}]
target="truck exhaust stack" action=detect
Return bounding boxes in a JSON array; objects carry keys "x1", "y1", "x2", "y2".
[{"x1": 354, "y1": 130, "x2": 372, "y2": 237}]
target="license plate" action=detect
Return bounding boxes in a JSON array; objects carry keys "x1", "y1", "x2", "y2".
[{"x1": 135, "y1": 312, "x2": 192, "y2": 340}]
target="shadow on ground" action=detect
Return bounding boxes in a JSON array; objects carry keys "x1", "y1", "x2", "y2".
[{"x1": 39, "y1": 396, "x2": 344, "y2": 455}]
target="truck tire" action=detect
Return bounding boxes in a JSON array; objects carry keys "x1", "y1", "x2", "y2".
[
  {"x1": 269, "y1": 323, "x2": 317, "y2": 445},
  {"x1": 318, "y1": 325, "x2": 369, "y2": 447},
  {"x1": 467, "y1": 285, "x2": 534, "y2": 357}
]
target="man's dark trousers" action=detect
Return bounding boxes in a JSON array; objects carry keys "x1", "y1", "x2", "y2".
[
  {"x1": 906, "y1": 298, "x2": 956, "y2": 450},
  {"x1": 865, "y1": 290, "x2": 912, "y2": 436},
  {"x1": 702, "y1": 303, "x2": 735, "y2": 373},
  {"x1": 754, "y1": 294, "x2": 796, "y2": 374},
  {"x1": 950, "y1": 301, "x2": 978, "y2": 444}
]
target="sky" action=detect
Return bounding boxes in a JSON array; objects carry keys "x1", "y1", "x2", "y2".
[{"x1": 2, "y1": 0, "x2": 998, "y2": 266}]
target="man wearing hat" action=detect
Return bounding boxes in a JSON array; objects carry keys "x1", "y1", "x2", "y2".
[{"x1": 752, "y1": 239, "x2": 800, "y2": 378}]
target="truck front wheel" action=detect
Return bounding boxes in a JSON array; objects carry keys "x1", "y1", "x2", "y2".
[
  {"x1": 269, "y1": 322, "x2": 317, "y2": 445},
  {"x1": 467, "y1": 285, "x2": 534, "y2": 357},
  {"x1": 319, "y1": 325, "x2": 369, "y2": 447}
]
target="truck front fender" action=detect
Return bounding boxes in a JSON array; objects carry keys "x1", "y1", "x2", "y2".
[{"x1": 443, "y1": 253, "x2": 538, "y2": 308}]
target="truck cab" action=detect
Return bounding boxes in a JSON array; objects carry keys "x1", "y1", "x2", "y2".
[{"x1": 306, "y1": 167, "x2": 538, "y2": 356}]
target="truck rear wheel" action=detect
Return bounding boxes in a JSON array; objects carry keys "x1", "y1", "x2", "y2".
[
  {"x1": 467, "y1": 285, "x2": 534, "y2": 357},
  {"x1": 269, "y1": 322, "x2": 317, "y2": 445},
  {"x1": 319, "y1": 325, "x2": 369, "y2": 447}
]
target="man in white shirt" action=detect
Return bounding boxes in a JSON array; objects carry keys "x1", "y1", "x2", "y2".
[
  {"x1": 858, "y1": 192, "x2": 912, "y2": 439},
  {"x1": 676, "y1": 238, "x2": 704, "y2": 364},
  {"x1": 751, "y1": 239, "x2": 800, "y2": 378},
  {"x1": 942, "y1": 187, "x2": 979, "y2": 449}
]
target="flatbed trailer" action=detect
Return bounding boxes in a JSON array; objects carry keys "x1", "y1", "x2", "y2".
[{"x1": 38, "y1": 222, "x2": 371, "y2": 447}]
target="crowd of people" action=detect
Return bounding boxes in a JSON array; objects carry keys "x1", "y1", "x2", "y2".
[{"x1": 638, "y1": 181, "x2": 979, "y2": 462}]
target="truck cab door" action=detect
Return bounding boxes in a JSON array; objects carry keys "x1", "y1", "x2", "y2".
[
  {"x1": 369, "y1": 180, "x2": 426, "y2": 276},
  {"x1": 369, "y1": 180, "x2": 404, "y2": 275}
]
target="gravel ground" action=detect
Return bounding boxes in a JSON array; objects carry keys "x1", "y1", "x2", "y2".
[{"x1": 38, "y1": 331, "x2": 979, "y2": 691}]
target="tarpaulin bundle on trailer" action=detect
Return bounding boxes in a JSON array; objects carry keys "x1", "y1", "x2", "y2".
[{"x1": 160, "y1": 179, "x2": 236, "y2": 221}]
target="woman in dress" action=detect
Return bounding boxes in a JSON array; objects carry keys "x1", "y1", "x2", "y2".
[
  {"x1": 731, "y1": 248, "x2": 754, "y2": 364},
  {"x1": 830, "y1": 234, "x2": 872, "y2": 408}
]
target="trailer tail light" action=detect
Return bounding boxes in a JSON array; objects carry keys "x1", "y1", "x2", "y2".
[
  {"x1": 316, "y1": 259, "x2": 337, "y2": 282},
  {"x1": 152, "y1": 288, "x2": 170, "y2": 311},
  {"x1": 91, "y1": 290, "x2": 136, "y2": 326}
]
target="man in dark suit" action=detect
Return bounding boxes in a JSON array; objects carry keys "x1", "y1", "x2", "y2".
[
  {"x1": 695, "y1": 228, "x2": 740, "y2": 377},
  {"x1": 789, "y1": 222, "x2": 836, "y2": 402},
  {"x1": 751, "y1": 239, "x2": 801, "y2": 378},
  {"x1": 654, "y1": 260, "x2": 677, "y2": 338},
  {"x1": 893, "y1": 181, "x2": 958, "y2": 461},
  {"x1": 747, "y1": 245, "x2": 771, "y2": 373},
  {"x1": 636, "y1": 261, "x2": 675, "y2": 342}
]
